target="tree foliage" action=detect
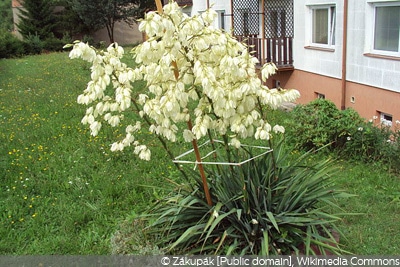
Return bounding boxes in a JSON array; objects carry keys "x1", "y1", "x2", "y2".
[
  {"x1": 52, "y1": 0, "x2": 92, "y2": 39},
  {"x1": 0, "y1": 0, "x2": 14, "y2": 31},
  {"x1": 17, "y1": 0, "x2": 56, "y2": 39},
  {"x1": 71, "y1": 0, "x2": 155, "y2": 43}
]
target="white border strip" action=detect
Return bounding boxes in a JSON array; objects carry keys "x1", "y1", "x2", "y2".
[{"x1": 173, "y1": 139, "x2": 273, "y2": 166}]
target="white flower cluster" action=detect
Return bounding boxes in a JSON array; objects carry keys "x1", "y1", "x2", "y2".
[
  {"x1": 67, "y1": 42, "x2": 150, "y2": 160},
  {"x1": 67, "y1": 1, "x2": 299, "y2": 160}
]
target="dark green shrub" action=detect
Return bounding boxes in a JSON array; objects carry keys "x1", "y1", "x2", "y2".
[
  {"x1": 382, "y1": 124, "x2": 400, "y2": 173},
  {"x1": 342, "y1": 120, "x2": 388, "y2": 161},
  {"x1": 0, "y1": 31, "x2": 25, "y2": 58},
  {"x1": 285, "y1": 99, "x2": 400, "y2": 173},
  {"x1": 23, "y1": 33, "x2": 44, "y2": 54},
  {"x1": 43, "y1": 37, "x2": 66, "y2": 52},
  {"x1": 81, "y1": 35, "x2": 95, "y2": 45},
  {"x1": 142, "y1": 139, "x2": 351, "y2": 255},
  {"x1": 60, "y1": 33, "x2": 73, "y2": 46},
  {"x1": 286, "y1": 99, "x2": 364, "y2": 151},
  {"x1": 342, "y1": 119, "x2": 400, "y2": 172}
]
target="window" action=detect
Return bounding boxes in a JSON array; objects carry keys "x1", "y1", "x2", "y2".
[
  {"x1": 211, "y1": 10, "x2": 226, "y2": 30},
  {"x1": 373, "y1": 3, "x2": 400, "y2": 53},
  {"x1": 380, "y1": 112, "x2": 393, "y2": 127},
  {"x1": 315, "y1": 92, "x2": 325, "y2": 99},
  {"x1": 218, "y1": 11, "x2": 226, "y2": 30},
  {"x1": 310, "y1": 5, "x2": 336, "y2": 46}
]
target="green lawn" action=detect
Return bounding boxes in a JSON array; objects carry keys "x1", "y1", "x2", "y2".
[
  {"x1": 334, "y1": 161, "x2": 400, "y2": 254},
  {"x1": 1, "y1": 51, "x2": 399, "y2": 254},
  {"x1": 0, "y1": 52, "x2": 177, "y2": 254}
]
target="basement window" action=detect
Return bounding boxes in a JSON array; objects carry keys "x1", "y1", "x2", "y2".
[{"x1": 380, "y1": 112, "x2": 393, "y2": 127}]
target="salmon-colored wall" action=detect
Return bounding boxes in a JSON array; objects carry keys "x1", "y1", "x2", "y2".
[
  {"x1": 346, "y1": 81, "x2": 400, "y2": 122},
  {"x1": 271, "y1": 69, "x2": 400, "y2": 124},
  {"x1": 273, "y1": 70, "x2": 342, "y2": 106}
]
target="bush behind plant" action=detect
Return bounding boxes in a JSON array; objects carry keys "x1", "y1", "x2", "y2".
[
  {"x1": 286, "y1": 98, "x2": 400, "y2": 173},
  {"x1": 342, "y1": 119, "x2": 400, "y2": 172},
  {"x1": 23, "y1": 33, "x2": 45, "y2": 54},
  {"x1": 285, "y1": 98, "x2": 364, "y2": 151}
]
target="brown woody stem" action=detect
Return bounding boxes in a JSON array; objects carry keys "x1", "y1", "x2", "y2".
[{"x1": 187, "y1": 119, "x2": 213, "y2": 206}]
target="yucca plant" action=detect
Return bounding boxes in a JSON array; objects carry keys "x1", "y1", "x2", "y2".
[{"x1": 144, "y1": 138, "x2": 352, "y2": 255}]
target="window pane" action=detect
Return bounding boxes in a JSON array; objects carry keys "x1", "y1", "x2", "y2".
[
  {"x1": 330, "y1": 6, "x2": 336, "y2": 45},
  {"x1": 374, "y1": 6, "x2": 400, "y2": 52},
  {"x1": 313, "y1": 9, "x2": 328, "y2": 44}
]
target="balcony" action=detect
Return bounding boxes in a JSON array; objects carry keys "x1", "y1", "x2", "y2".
[
  {"x1": 231, "y1": 0, "x2": 294, "y2": 71},
  {"x1": 236, "y1": 35, "x2": 293, "y2": 70}
]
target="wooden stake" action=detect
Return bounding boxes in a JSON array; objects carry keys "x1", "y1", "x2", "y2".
[
  {"x1": 187, "y1": 120, "x2": 213, "y2": 206},
  {"x1": 155, "y1": 0, "x2": 163, "y2": 13}
]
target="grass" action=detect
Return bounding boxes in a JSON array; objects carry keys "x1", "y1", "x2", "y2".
[
  {"x1": 334, "y1": 161, "x2": 400, "y2": 254},
  {"x1": 0, "y1": 51, "x2": 400, "y2": 255},
  {"x1": 0, "y1": 51, "x2": 179, "y2": 254}
]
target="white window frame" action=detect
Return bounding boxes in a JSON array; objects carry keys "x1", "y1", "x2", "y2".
[
  {"x1": 198, "y1": 10, "x2": 224, "y2": 30},
  {"x1": 307, "y1": 4, "x2": 336, "y2": 48},
  {"x1": 368, "y1": 1, "x2": 400, "y2": 57},
  {"x1": 216, "y1": 10, "x2": 226, "y2": 30}
]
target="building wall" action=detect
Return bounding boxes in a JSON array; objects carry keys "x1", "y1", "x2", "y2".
[
  {"x1": 279, "y1": 70, "x2": 343, "y2": 106},
  {"x1": 346, "y1": 0, "x2": 400, "y2": 94},
  {"x1": 346, "y1": 81, "x2": 400, "y2": 122},
  {"x1": 277, "y1": 69, "x2": 400, "y2": 123},
  {"x1": 187, "y1": 0, "x2": 232, "y2": 30},
  {"x1": 277, "y1": 0, "x2": 400, "y2": 124},
  {"x1": 293, "y1": 0, "x2": 343, "y2": 79}
]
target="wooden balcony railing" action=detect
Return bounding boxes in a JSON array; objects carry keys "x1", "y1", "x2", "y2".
[{"x1": 236, "y1": 36, "x2": 294, "y2": 70}]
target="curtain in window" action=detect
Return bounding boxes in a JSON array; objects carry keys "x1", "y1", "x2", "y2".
[
  {"x1": 313, "y1": 9, "x2": 328, "y2": 44},
  {"x1": 374, "y1": 6, "x2": 400, "y2": 52}
]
